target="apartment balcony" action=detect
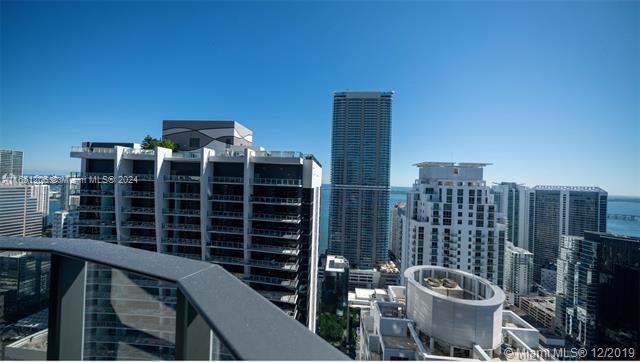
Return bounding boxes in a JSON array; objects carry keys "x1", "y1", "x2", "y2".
[
  {"x1": 210, "y1": 176, "x2": 244, "y2": 184},
  {"x1": 122, "y1": 148, "x2": 155, "y2": 158},
  {"x1": 249, "y1": 259, "x2": 299, "y2": 272},
  {"x1": 130, "y1": 173, "x2": 155, "y2": 181},
  {"x1": 164, "y1": 192, "x2": 200, "y2": 200},
  {"x1": 251, "y1": 213, "x2": 301, "y2": 224},
  {"x1": 73, "y1": 189, "x2": 115, "y2": 197},
  {"x1": 251, "y1": 228, "x2": 301, "y2": 240},
  {"x1": 77, "y1": 205, "x2": 115, "y2": 212},
  {"x1": 163, "y1": 237, "x2": 202, "y2": 246},
  {"x1": 163, "y1": 223, "x2": 200, "y2": 231},
  {"x1": 70, "y1": 146, "x2": 116, "y2": 159},
  {"x1": 257, "y1": 290, "x2": 298, "y2": 305},
  {"x1": 164, "y1": 208, "x2": 201, "y2": 216},
  {"x1": 208, "y1": 225, "x2": 244, "y2": 235},
  {"x1": 123, "y1": 236, "x2": 157, "y2": 244},
  {"x1": 252, "y1": 178, "x2": 302, "y2": 187},
  {"x1": 249, "y1": 243, "x2": 300, "y2": 256},
  {"x1": 210, "y1": 240, "x2": 244, "y2": 250},
  {"x1": 169, "y1": 151, "x2": 201, "y2": 159},
  {"x1": 209, "y1": 210, "x2": 244, "y2": 219},
  {"x1": 121, "y1": 221, "x2": 155, "y2": 229},
  {"x1": 122, "y1": 190, "x2": 155, "y2": 198},
  {"x1": 251, "y1": 196, "x2": 302, "y2": 206},
  {"x1": 165, "y1": 175, "x2": 201, "y2": 182},
  {"x1": 76, "y1": 219, "x2": 116, "y2": 227},
  {"x1": 77, "y1": 233, "x2": 117, "y2": 241},
  {"x1": 0, "y1": 237, "x2": 346, "y2": 360},
  {"x1": 244, "y1": 275, "x2": 299, "y2": 290},
  {"x1": 254, "y1": 151, "x2": 304, "y2": 158},
  {"x1": 207, "y1": 255, "x2": 245, "y2": 266},
  {"x1": 210, "y1": 194, "x2": 243, "y2": 203},
  {"x1": 122, "y1": 206, "x2": 155, "y2": 214}
]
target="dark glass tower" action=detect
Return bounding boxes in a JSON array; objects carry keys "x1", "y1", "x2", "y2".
[
  {"x1": 328, "y1": 91, "x2": 392, "y2": 268},
  {"x1": 556, "y1": 232, "x2": 640, "y2": 355}
]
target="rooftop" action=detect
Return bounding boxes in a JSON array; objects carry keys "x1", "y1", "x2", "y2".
[
  {"x1": 414, "y1": 161, "x2": 492, "y2": 168},
  {"x1": 533, "y1": 185, "x2": 607, "y2": 193}
]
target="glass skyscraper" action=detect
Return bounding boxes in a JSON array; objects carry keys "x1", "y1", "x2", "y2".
[{"x1": 328, "y1": 91, "x2": 392, "y2": 268}]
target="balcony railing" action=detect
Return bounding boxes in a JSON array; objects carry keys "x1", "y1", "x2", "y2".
[
  {"x1": 251, "y1": 228, "x2": 301, "y2": 240},
  {"x1": 122, "y1": 191, "x2": 155, "y2": 198},
  {"x1": 165, "y1": 175, "x2": 201, "y2": 182},
  {"x1": 209, "y1": 176, "x2": 244, "y2": 184},
  {"x1": 76, "y1": 219, "x2": 116, "y2": 227},
  {"x1": 210, "y1": 194, "x2": 243, "y2": 202},
  {"x1": 207, "y1": 255, "x2": 245, "y2": 266},
  {"x1": 122, "y1": 206, "x2": 155, "y2": 214},
  {"x1": 251, "y1": 213, "x2": 301, "y2": 223},
  {"x1": 258, "y1": 290, "x2": 298, "y2": 305},
  {"x1": 163, "y1": 223, "x2": 200, "y2": 231},
  {"x1": 208, "y1": 225, "x2": 244, "y2": 235},
  {"x1": 164, "y1": 208, "x2": 201, "y2": 216},
  {"x1": 251, "y1": 196, "x2": 302, "y2": 205},
  {"x1": 130, "y1": 173, "x2": 155, "y2": 181},
  {"x1": 121, "y1": 221, "x2": 155, "y2": 229},
  {"x1": 123, "y1": 236, "x2": 157, "y2": 244},
  {"x1": 249, "y1": 243, "x2": 300, "y2": 256},
  {"x1": 77, "y1": 205, "x2": 115, "y2": 212},
  {"x1": 0, "y1": 237, "x2": 346, "y2": 360},
  {"x1": 73, "y1": 189, "x2": 115, "y2": 196},
  {"x1": 164, "y1": 192, "x2": 200, "y2": 200},
  {"x1": 210, "y1": 240, "x2": 244, "y2": 250},
  {"x1": 70, "y1": 146, "x2": 115, "y2": 154},
  {"x1": 252, "y1": 178, "x2": 302, "y2": 187},
  {"x1": 249, "y1": 259, "x2": 299, "y2": 272},
  {"x1": 244, "y1": 275, "x2": 299, "y2": 289},
  {"x1": 209, "y1": 210, "x2": 244, "y2": 219},
  {"x1": 163, "y1": 237, "x2": 202, "y2": 246}
]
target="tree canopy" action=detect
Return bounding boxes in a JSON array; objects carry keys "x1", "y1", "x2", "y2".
[{"x1": 141, "y1": 135, "x2": 179, "y2": 151}]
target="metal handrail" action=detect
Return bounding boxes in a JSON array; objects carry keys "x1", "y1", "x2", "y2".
[
  {"x1": 209, "y1": 176, "x2": 244, "y2": 184},
  {"x1": 252, "y1": 178, "x2": 302, "y2": 186},
  {"x1": 0, "y1": 237, "x2": 347, "y2": 360}
]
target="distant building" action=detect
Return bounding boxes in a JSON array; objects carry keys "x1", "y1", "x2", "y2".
[
  {"x1": 0, "y1": 186, "x2": 43, "y2": 237},
  {"x1": 347, "y1": 261, "x2": 400, "y2": 290},
  {"x1": 359, "y1": 265, "x2": 542, "y2": 360},
  {"x1": 504, "y1": 241, "x2": 533, "y2": 305},
  {"x1": 321, "y1": 255, "x2": 349, "y2": 316},
  {"x1": 556, "y1": 232, "x2": 640, "y2": 352},
  {"x1": 389, "y1": 201, "x2": 405, "y2": 261},
  {"x1": 60, "y1": 174, "x2": 82, "y2": 211},
  {"x1": 52, "y1": 210, "x2": 77, "y2": 238},
  {"x1": 0, "y1": 149, "x2": 23, "y2": 177},
  {"x1": 401, "y1": 162, "x2": 506, "y2": 286},
  {"x1": 519, "y1": 296, "x2": 556, "y2": 330},
  {"x1": 29, "y1": 184, "x2": 49, "y2": 229},
  {"x1": 529, "y1": 186, "x2": 607, "y2": 288},
  {"x1": 328, "y1": 91, "x2": 393, "y2": 268},
  {"x1": 0, "y1": 252, "x2": 50, "y2": 323},
  {"x1": 491, "y1": 182, "x2": 531, "y2": 250}
]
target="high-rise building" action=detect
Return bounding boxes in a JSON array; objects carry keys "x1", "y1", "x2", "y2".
[
  {"x1": 328, "y1": 91, "x2": 393, "y2": 268},
  {"x1": 529, "y1": 186, "x2": 607, "y2": 290},
  {"x1": 0, "y1": 186, "x2": 43, "y2": 237},
  {"x1": 390, "y1": 201, "x2": 405, "y2": 261},
  {"x1": 556, "y1": 232, "x2": 640, "y2": 352},
  {"x1": 320, "y1": 255, "x2": 349, "y2": 316},
  {"x1": 30, "y1": 184, "x2": 50, "y2": 229},
  {"x1": 52, "y1": 210, "x2": 77, "y2": 238},
  {"x1": 400, "y1": 162, "x2": 505, "y2": 286},
  {"x1": 0, "y1": 149, "x2": 24, "y2": 177},
  {"x1": 491, "y1": 182, "x2": 531, "y2": 250},
  {"x1": 0, "y1": 252, "x2": 50, "y2": 323},
  {"x1": 70, "y1": 120, "x2": 321, "y2": 332},
  {"x1": 503, "y1": 241, "x2": 533, "y2": 305}
]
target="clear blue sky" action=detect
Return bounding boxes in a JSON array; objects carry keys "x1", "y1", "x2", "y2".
[{"x1": 1, "y1": 1, "x2": 638, "y2": 195}]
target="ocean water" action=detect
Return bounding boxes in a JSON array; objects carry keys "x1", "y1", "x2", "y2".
[{"x1": 318, "y1": 185, "x2": 640, "y2": 254}]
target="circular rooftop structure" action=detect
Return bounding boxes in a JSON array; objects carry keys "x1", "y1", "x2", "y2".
[{"x1": 404, "y1": 266, "x2": 505, "y2": 352}]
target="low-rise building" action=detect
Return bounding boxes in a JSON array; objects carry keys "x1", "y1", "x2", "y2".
[{"x1": 519, "y1": 296, "x2": 556, "y2": 330}]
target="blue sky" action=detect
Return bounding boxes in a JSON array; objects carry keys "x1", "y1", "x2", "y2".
[{"x1": 1, "y1": 1, "x2": 638, "y2": 195}]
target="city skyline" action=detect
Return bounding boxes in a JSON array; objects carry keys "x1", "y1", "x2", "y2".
[{"x1": 2, "y1": 1, "x2": 639, "y2": 196}]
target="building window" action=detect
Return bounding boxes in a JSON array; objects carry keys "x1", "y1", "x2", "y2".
[{"x1": 189, "y1": 138, "x2": 200, "y2": 148}]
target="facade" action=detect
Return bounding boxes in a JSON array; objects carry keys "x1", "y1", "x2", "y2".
[
  {"x1": 359, "y1": 265, "x2": 542, "y2": 360},
  {"x1": 0, "y1": 252, "x2": 50, "y2": 323},
  {"x1": 0, "y1": 149, "x2": 24, "y2": 177},
  {"x1": 400, "y1": 162, "x2": 505, "y2": 286},
  {"x1": 30, "y1": 184, "x2": 50, "y2": 229},
  {"x1": 320, "y1": 255, "x2": 349, "y2": 316},
  {"x1": 491, "y1": 182, "x2": 531, "y2": 250},
  {"x1": 529, "y1": 185, "x2": 607, "y2": 288},
  {"x1": 328, "y1": 91, "x2": 393, "y2": 268},
  {"x1": 162, "y1": 120, "x2": 253, "y2": 151},
  {"x1": 347, "y1": 262, "x2": 400, "y2": 290},
  {"x1": 556, "y1": 232, "x2": 640, "y2": 352},
  {"x1": 389, "y1": 201, "x2": 405, "y2": 261},
  {"x1": 0, "y1": 186, "x2": 43, "y2": 237},
  {"x1": 503, "y1": 241, "x2": 533, "y2": 305},
  {"x1": 69, "y1": 120, "x2": 321, "y2": 337}
]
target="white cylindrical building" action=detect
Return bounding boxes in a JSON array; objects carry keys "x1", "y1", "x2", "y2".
[{"x1": 404, "y1": 265, "x2": 505, "y2": 355}]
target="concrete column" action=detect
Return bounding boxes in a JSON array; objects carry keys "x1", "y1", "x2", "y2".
[
  {"x1": 155, "y1": 147, "x2": 172, "y2": 252},
  {"x1": 242, "y1": 149, "x2": 254, "y2": 278},
  {"x1": 200, "y1": 148, "x2": 213, "y2": 261}
]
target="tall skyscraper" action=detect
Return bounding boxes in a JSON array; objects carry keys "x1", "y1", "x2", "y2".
[
  {"x1": 400, "y1": 162, "x2": 506, "y2": 286},
  {"x1": 0, "y1": 186, "x2": 43, "y2": 237},
  {"x1": 529, "y1": 186, "x2": 607, "y2": 289},
  {"x1": 0, "y1": 149, "x2": 24, "y2": 177},
  {"x1": 556, "y1": 232, "x2": 639, "y2": 352},
  {"x1": 70, "y1": 120, "x2": 321, "y2": 333},
  {"x1": 390, "y1": 201, "x2": 406, "y2": 262},
  {"x1": 328, "y1": 91, "x2": 393, "y2": 268},
  {"x1": 491, "y1": 182, "x2": 531, "y2": 250},
  {"x1": 30, "y1": 184, "x2": 50, "y2": 229}
]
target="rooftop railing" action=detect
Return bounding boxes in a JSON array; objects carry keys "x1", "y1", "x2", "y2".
[{"x1": 0, "y1": 237, "x2": 347, "y2": 360}]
